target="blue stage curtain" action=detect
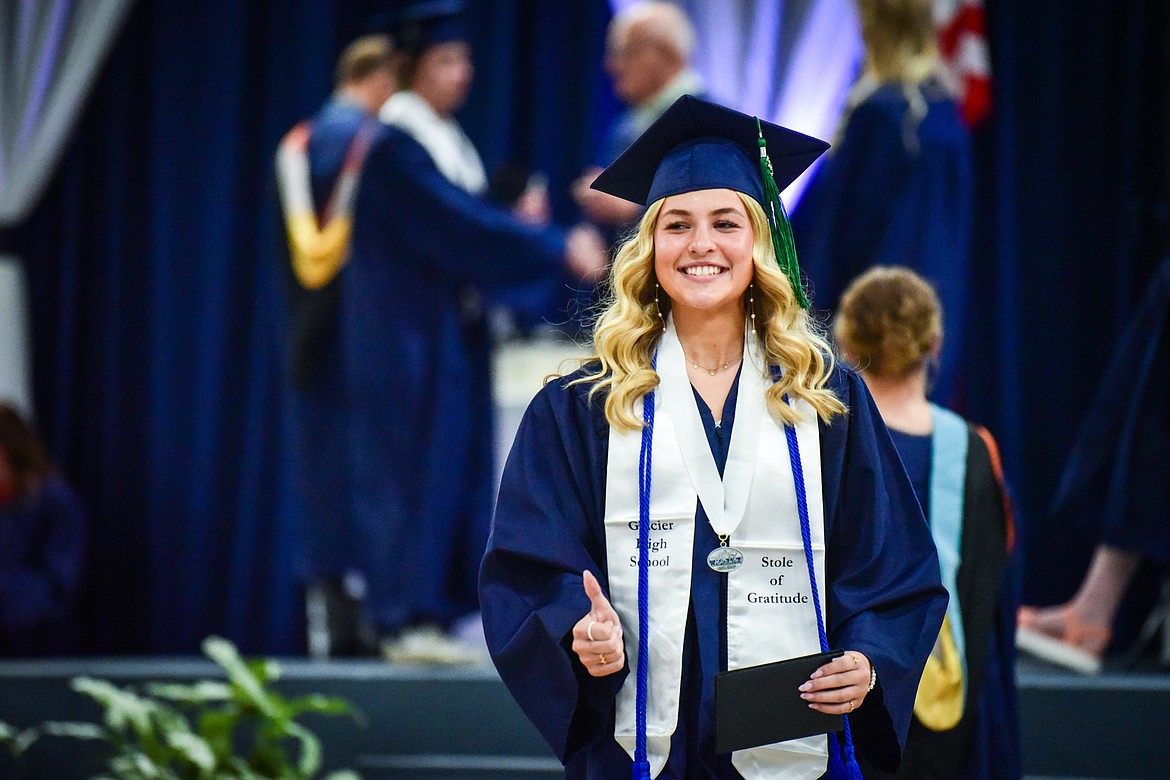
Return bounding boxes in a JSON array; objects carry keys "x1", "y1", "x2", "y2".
[
  {"x1": 11, "y1": 0, "x2": 1168, "y2": 653},
  {"x1": 968, "y1": 0, "x2": 1169, "y2": 604},
  {"x1": 12, "y1": 0, "x2": 614, "y2": 655}
]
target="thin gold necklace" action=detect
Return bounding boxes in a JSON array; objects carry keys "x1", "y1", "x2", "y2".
[{"x1": 686, "y1": 354, "x2": 742, "y2": 376}]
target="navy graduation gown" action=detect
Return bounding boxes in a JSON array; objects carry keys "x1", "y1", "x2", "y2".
[
  {"x1": 1048, "y1": 256, "x2": 1170, "y2": 566},
  {"x1": 481, "y1": 364, "x2": 947, "y2": 777},
  {"x1": 280, "y1": 99, "x2": 375, "y2": 582},
  {"x1": 791, "y1": 79, "x2": 972, "y2": 405},
  {"x1": 341, "y1": 126, "x2": 573, "y2": 632},
  {"x1": 879, "y1": 427, "x2": 1020, "y2": 779},
  {"x1": 0, "y1": 476, "x2": 87, "y2": 656}
]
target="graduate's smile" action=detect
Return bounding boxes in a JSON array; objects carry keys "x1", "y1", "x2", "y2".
[
  {"x1": 678, "y1": 262, "x2": 730, "y2": 279},
  {"x1": 654, "y1": 188, "x2": 754, "y2": 316}
]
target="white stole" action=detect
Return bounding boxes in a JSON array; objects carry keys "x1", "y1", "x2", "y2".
[
  {"x1": 379, "y1": 90, "x2": 487, "y2": 195},
  {"x1": 604, "y1": 319, "x2": 829, "y2": 779}
]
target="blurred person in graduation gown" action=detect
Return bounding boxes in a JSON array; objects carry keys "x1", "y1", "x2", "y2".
[
  {"x1": 379, "y1": 0, "x2": 571, "y2": 338},
  {"x1": 791, "y1": 0, "x2": 972, "y2": 405},
  {"x1": 277, "y1": 23, "x2": 607, "y2": 661},
  {"x1": 1017, "y1": 256, "x2": 1170, "y2": 673},
  {"x1": 276, "y1": 34, "x2": 397, "y2": 657},
  {"x1": 367, "y1": 0, "x2": 603, "y2": 664},
  {"x1": 0, "y1": 403, "x2": 87, "y2": 656},
  {"x1": 567, "y1": 1, "x2": 704, "y2": 335},
  {"x1": 571, "y1": 1, "x2": 704, "y2": 233},
  {"x1": 835, "y1": 267, "x2": 1019, "y2": 779},
  {"x1": 481, "y1": 95, "x2": 946, "y2": 778}
]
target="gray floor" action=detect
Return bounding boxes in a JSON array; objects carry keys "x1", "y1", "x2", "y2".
[{"x1": 492, "y1": 335, "x2": 587, "y2": 482}]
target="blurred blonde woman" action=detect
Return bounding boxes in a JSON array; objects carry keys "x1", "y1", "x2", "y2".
[
  {"x1": 481, "y1": 96, "x2": 946, "y2": 779},
  {"x1": 835, "y1": 266, "x2": 1019, "y2": 779},
  {"x1": 792, "y1": 0, "x2": 974, "y2": 405}
]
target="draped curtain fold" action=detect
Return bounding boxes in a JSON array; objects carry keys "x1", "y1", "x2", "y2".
[
  {"x1": 0, "y1": 0, "x2": 134, "y2": 225},
  {"x1": 0, "y1": 0, "x2": 133, "y2": 415}
]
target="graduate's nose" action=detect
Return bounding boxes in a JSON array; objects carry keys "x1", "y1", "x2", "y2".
[{"x1": 689, "y1": 225, "x2": 715, "y2": 254}]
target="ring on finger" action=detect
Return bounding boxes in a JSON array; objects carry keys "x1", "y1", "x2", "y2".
[
  {"x1": 849, "y1": 700, "x2": 856, "y2": 712},
  {"x1": 587, "y1": 621, "x2": 598, "y2": 641},
  {"x1": 600, "y1": 653, "x2": 608, "y2": 665}
]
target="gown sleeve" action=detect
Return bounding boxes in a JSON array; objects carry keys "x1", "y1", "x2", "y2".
[
  {"x1": 479, "y1": 376, "x2": 628, "y2": 764},
  {"x1": 359, "y1": 129, "x2": 570, "y2": 290},
  {"x1": 819, "y1": 367, "x2": 949, "y2": 771}
]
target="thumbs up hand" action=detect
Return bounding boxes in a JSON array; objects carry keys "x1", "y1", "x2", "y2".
[{"x1": 571, "y1": 570, "x2": 626, "y2": 677}]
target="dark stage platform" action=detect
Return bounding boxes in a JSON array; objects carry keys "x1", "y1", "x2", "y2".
[{"x1": 1, "y1": 657, "x2": 1167, "y2": 779}]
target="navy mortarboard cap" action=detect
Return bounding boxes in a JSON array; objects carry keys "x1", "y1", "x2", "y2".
[
  {"x1": 384, "y1": 1, "x2": 467, "y2": 56},
  {"x1": 591, "y1": 95, "x2": 828, "y2": 308}
]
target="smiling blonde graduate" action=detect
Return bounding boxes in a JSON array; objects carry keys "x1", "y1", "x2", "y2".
[{"x1": 480, "y1": 96, "x2": 946, "y2": 780}]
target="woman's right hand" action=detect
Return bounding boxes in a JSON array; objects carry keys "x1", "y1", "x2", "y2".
[{"x1": 571, "y1": 570, "x2": 626, "y2": 676}]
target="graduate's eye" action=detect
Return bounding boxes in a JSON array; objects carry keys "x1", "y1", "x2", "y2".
[
  {"x1": 663, "y1": 221, "x2": 690, "y2": 231},
  {"x1": 714, "y1": 219, "x2": 742, "y2": 230}
]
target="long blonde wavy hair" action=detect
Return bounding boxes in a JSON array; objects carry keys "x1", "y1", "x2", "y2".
[{"x1": 574, "y1": 191, "x2": 846, "y2": 431}]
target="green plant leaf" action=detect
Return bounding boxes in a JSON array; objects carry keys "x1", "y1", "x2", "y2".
[
  {"x1": 151, "y1": 705, "x2": 194, "y2": 740},
  {"x1": 320, "y1": 772, "x2": 362, "y2": 780},
  {"x1": 18, "y1": 637, "x2": 357, "y2": 779},
  {"x1": 284, "y1": 720, "x2": 321, "y2": 778},
  {"x1": 196, "y1": 706, "x2": 239, "y2": 760},
  {"x1": 72, "y1": 677, "x2": 155, "y2": 734},
  {"x1": 228, "y1": 756, "x2": 263, "y2": 779},
  {"x1": 201, "y1": 637, "x2": 279, "y2": 718},
  {"x1": 70, "y1": 679, "x2": 188, "y2": 771},
  {"x1": 166, "y1": 730, "x2": 216, "y2": 772},
  {"x1": 41, "y1": 720, "x2": 108, "y2": 740},
  {"x1": 147, "y1": 681, "x2": 233, "y2": 704},
  {"x1": 245, "y1": 727, "x2": 293, "y2": 779},
  {"x1": 0, "y1": 721, "x2": 40, "y2": 756},
  {"x1": 245, "y1": 658, "x2": 281, "y2": 686},
  {"x1": 284, "y1": 695, "x2": 354, "y2": 717},
  {"x1": 112, "y1": 748, "x2": 176, "y2": 779}
]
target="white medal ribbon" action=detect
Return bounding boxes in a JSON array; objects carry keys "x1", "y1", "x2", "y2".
[
  {"x1": 657, "y1": 317, "x2": 761, "y2": 542},
  {"x1": 605, "y1": 318, "x2": 828, "y2": 779}
]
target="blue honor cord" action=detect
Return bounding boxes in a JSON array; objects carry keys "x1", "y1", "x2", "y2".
[
  {"x1": 630, "y1": 369, "x2": 859, "y2": 778},
  {"x1": 633, "y1": 385, "x2": 654, "y2": 780},
  {"x1": 779, "y1": 379, "x2": 861, "y2": 779}
]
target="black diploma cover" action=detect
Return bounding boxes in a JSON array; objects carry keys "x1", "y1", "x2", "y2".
[{"x1": 714, "y1": 649, "x2": 844, "y2": 754}]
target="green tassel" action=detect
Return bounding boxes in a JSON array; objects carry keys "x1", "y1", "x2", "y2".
[{"x1": 756, "y1": 118, "x2": 810, "y2": 309}]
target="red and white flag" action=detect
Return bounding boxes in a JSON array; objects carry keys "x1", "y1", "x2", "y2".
[{"x1": 935, "y1": 0, "x2": 992, "y2": 126}]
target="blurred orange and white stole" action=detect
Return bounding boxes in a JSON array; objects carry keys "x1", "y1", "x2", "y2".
[
  {"x1": 605, "y1": 316, "x2": 829, "y2": 778},
  {"x1": 275, "y1": 119, "x2": 378, "y2": 290}
]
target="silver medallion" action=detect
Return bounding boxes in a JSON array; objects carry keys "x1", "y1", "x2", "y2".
[{"x1": 706, "y1": 545, "x2": 744, "y2": 573}]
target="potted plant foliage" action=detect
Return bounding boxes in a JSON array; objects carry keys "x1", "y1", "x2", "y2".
[{"x1": 1, "y1": 636, "x2": 360, "y2": 779}]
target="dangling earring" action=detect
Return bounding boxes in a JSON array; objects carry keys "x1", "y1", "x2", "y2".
[
  {"x1": 655, "y1": 281, "x2": 666, "y2": 332},
  {"x1": 748, "y1": 282, "x2": 757, "y2": 332}
]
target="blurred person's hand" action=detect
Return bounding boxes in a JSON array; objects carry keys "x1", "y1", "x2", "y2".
[
  {"x1": 565, "y1": 224, "x2": 609, "y2": 283},
  {"x1": 513, "y1": 175, "x2": 551, "y2": 226},
  {"x1": 572, "y1": 166, "x2": 643, "y2": 226}
]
